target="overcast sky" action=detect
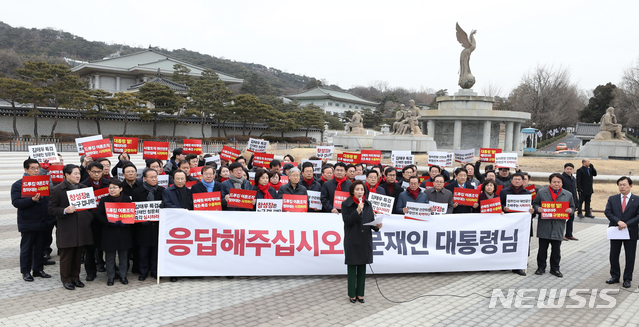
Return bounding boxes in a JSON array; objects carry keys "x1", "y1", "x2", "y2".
[{"x1": 4, "y1": 0, "x2": 639, "y2": 96}]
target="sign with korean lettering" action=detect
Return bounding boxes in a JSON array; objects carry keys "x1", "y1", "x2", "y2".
[
  {"x1": 480, "y1": 198, "x2": 502, "y2": 213},
  {"x1": 393, "y1": 155, "x2": 414, "y2": 169},
  {"x1": 282, "y1": 194, "x2": 308, "y2": 212},
  {"x1": 247, "y1": 138, "x2": 269, "y2": 153},
  {"x1": 453, "y1": 188, "x2": 481, "y2": 206},
  {"x1": 28, "y1": 144, "x2": 58, "y2": 163},
  {"x1": 391, "y1": 151, "x2": 411, "y2": 166},
  {"x1": 157, "y1": 210, "x2": 531, "y2": 276},
  {"x1": 82, "y1": 138, "x2": 113, "y2": 158},
  {"x1": 220, "y1": 146, "x2": 241, "y2": 162},
  {"x1": 66, "y1": 188, "x2": 97, "y2": 211},
  {"x1": 158, "y1": 175, "x2": 169, "y2": 188},
  {"x1": 133, "y1": 201, "x2": 161, "y2": 221},
  {"x1": 253, "y1": 153, "x2": 274, "y2": 169},
  {"x1": 479, "y1": 148, "x2": 502, "y2": 163},
  {"x1": 525, "y1": 185, "x2": 537, "y2": 200},
  {"x1": 142, "y1": 141, "x2": 169, "y2": 160},
  {"x1": 540, "y1": 201, "x2": 570, "y2": 219},
  {"x1": 405, "y1": 202, "x2": 431, "y2": 221},
  {"x1": 316, "y1": 146, "x2": 334, "y2": 159},
  {"x1": 48, "y1": 165, "x2": 65, "y2": 184},
  {"x1": 182, "y1": 139, "x2": 203, "y2": 155},
  {"x1": 506, "y1": 194, "x2": 532, "y2": 212},
  {"x1": 360, "y1": 150, "x2": 381, "y2": 165},
  {"x1": 190, "y1": 169, "x2": 202, "y2": 180},
  {"x1": 21, "y1": 175, "x2": 50, "y2": 197},
  {"x1": 256, "y1": 199, "x2": 282, "y2": 212},
  {"x1": 494, "y1": 153, "x2": 518, "y2": 169},
  {"x1": 301, "y1": 160, "x2": 322, "y2": 174},
  {"x1": 454, "y1": 149, "x2": 475, "y2": 163},
  {"x1": 193, "y1": 192, "x2": 222, "y2": 211},
  {"x1": 228, "y1": 189, "x2": 257, "y2": 209},
  {"x1": 337, "y1": 152, "x2": 360, "y2": 164},
  {"x1": 428, "y1": 151, "x2": 454, "y2": 167},
  {"x1": 368, "y1": 193, "x2": 395, "y2": 215},
  {"x1": 429, "y1": 201, "x2": 449, "y2": 215},
  {"x1": 112, "y1": 137, "x2": 138, "y2": 154},
  {"x1": 333, "y1": 191, "x2": 349, "y2": 210},
  {"x1": 75, "y1": 135, "x2": 102, "y2": 155},
  {"x1": 205, "y1": 155, "x2": 221, "y2": 167},
  {"x1": 94, "y1": 188, "x2": 109, "y2": 206},
  {"x1": 307, "y1": 191, "x2": 322, "y2": 210},
  {"x1": 105, "y1": 202, "x2": 136, "y2": 224}
]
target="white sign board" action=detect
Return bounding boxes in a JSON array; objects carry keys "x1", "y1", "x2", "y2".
[
  {"x1": 428, "y1": 151, "x2": 453, "y2": 167},
  {"x1": 66, "y1": 188, "x2": 97, "y2": 211},
  {"x1": 394, "y1": 155, "x2": 414, "y2": 169},
  {"x1": 429, "y1": 201, "x2": 449, "y2": 215},
  {"x1": 158, "y1": 175, "x2": 169, "y2": 188},
  {"x1": 301, "y1": 160, "x2": 322, "y2": 174},
  {"x1": 133, "y1": 201, "x2": 162, "y2": 221},
  {"x1": 256, "y1": 199, "x2": 282, "y2": 212},
  {"x1": 316, "y1": 146, "x2": 334, "y2": 159},
  {"x1": 307, "y1": 191, "x2": 322, "y2": 210},
  {"x1": 205, "y1": 155, "x2": 221, "y2": 167},
  {"x1": 75, "y1": 135, "x2": 103, "y2": 155},
  {"x1": 247, "y1": 138, "x2": 269, "y2": 153},
  {"x1": 28, "y1": 144, "x2": 58, "y2": 164},
  {"x1": 368, "y1": 193, "x2": 395, "y2": 215},
  {"x1": 454, "y1": 149, "x2": 475, "y2": 163},
  {"x1": 405, "y1": 202, "x2": 431, "y2": 221},
  {"x1": 506, "y1": 194, "x2": 532, "y2": 212},
  {"x1": 494, "y1": 153, "x2": 518, "y2": 169}
]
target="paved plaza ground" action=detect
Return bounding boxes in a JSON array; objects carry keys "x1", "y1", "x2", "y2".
[{"x1": 0, "y1": 152, "x2": 638, "y2": 327}]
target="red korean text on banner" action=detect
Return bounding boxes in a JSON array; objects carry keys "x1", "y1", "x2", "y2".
[
  {"x1": 360, "y1": 150, "x2": 381, "y2": 165},
  {"x1": 453, "y1": 188, "x2": 481, "y2": 206},
  {"x1": 82, "y1": 139, "x2": 113, "y2": 158},
  {"x1": 480, "y1": 198, "x2": 503, "y2": 213},
  {"x1": 48, "y1": 165, "x2": 65, "y2": 184},
  {"x1": 182, "y1": 139, "x2": 203, "y2": 155},
  {"x1": 94, "y1": 188, "x2": 109, "y2": 206},
  {"x1": 253, "y1": 153, "x2": 275, "y2": 169},
  {"x1": 540, "y1": 201, "x2": 570, "y2": 219},
  {"x1": 480, "y1": 183, "x2": 503, "y2": 196},
  {"x1": 526, "y1": 185, "x2": 537, "y2": 200},
  {"x1": 105, "y1": 202, "x2": 136, "y2": 224},
  {"x1": 193, "y1": 192, "x2": 222, "y2": 211},
  {"x1": 190, "y1": 170, "x2": 202, "y2": 180},
  {"x1": 143, "y1": 141, "x2": 170, "y2": 160},
  {"x1": 228, "y1": 189, "x2": 257, "y2": 209},
  {"x1": 282, "y1": 194, "x2": 308, "y2": 212},
  {"x1": 479, "y1": 148, "x2": 502, "y2": 163},
  {"x1": 337, "y1": 152, "x2": 360, "y2": 164},
  {"x1": 21, "y1": 175, "x2": 50, "y2": 197},
  {"x1": 112, "y1": 137, "x2": 139, "y2": 154},
  {"x1": 333, "y1": 191, "x2": 349, "y2": 210},
  {"x1": 220, "y1": 145, "x2": 241, "y2": 162}
]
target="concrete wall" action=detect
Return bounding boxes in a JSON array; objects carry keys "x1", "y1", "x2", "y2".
[{"x1": 434, "y1": 121, "x2": 500, "y2": 149}]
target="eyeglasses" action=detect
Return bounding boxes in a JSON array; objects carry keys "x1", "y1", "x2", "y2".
[{"x1": 90, "y1": 170, "x2": 103, "y2": 174}]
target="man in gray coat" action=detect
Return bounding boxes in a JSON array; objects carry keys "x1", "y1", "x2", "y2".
[{"x1": 533, "y1": 173, "x2": 576, "y2": 278}]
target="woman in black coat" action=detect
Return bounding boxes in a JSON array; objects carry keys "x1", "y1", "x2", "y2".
[
  {"x1": 341, "y1": 180, "x2": 382, "y2": 304},
  {"x1": 253, "y1": 169, "x2": 278, "y2": 201},
  {"x1": 96, "y1": 179, "x2": 133, "y2": 286}
]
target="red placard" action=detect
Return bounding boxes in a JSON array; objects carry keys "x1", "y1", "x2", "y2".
[
  {"x1": 480, "y1": 197, "x2": 503, "y2": 213},
  {"x1": 183, "y1": 139, "x2": 203, "y2": 155},
  {"x1": 280, "y1": 175, "x2": 289, "y2": 184},
  {"x1": 21, "y1": 175, "x2": 50, "y2": 197},
  {"x1": 423, "y1": 181, "x2": 434, "y2": 190},
  {"x1": 105, "y1": 202, "x2": 136, "y2": 224},
  {"x1": 282, "y1": 194, "x2": 308, "y2": 212},
  {"x1": 540, "y1": 201, "x2": 570, "y2": 219},
  {"x1": 83, "y1": 139, "x2": 113, "y2": 158},
  {"x1": 143, "y1": 141, "x2": 169, "y2": 160},
  {"x1": 185, "y1": 180, "x2": 198, "y2": 189},
  {"x1": 190, "y1": 170, "x2": 202, "y2": 180},
  {"x1": 479, "y1": 148, "x2": 502, "y2": 163},
  {"x1": 48, "y1": 165, "x2": 65, "y2": 184},
  {"x1": 419, "y1": 176, "x2": 428, "y2": 183},
  {"x1": 453, "y1": 188, "x2": 481, "y2": 206},
  {"x1": 526, "y1": 184, "x2": 537, "y2": 200},
  {"x1": 220, "y1": 146, "x2": 241, "y2": 162},
  {"x1": 337, "y1": 152, "x2": 361, "y2": 164},
  {"x1": 193, "y1": 191, "x2": 222, "y2": 211},
  {"x1": 480, "y1": 184, "x2": 503, "y2": 196},
  {"x1": 253, "y1": 153, "x2": 275, "y2": 169},
  {"x1": 94, "y1": 188, "x2": 109, "y2": 206},
  {"x1": 113, "y1": 137, "x2": 139, "y2": 154},
  {"x1": 360, "y1": 150, "x2": 381, "y2": 165},
  {"x1": 228, "y1": 189, "x2": 257, "y2": 209},
  {"x1": 333, "y1": 190, "x2": 349, "y2": 210}
]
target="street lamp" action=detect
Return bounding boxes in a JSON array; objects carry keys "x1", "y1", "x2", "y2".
[{"x1": 233, "y1": 111, "x2": 236, "y2": 148}]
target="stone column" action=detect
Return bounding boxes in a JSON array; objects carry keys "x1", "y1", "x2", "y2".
[
  {"x1": 427, "y1": 120, "x2": 435, "y2": 136},
  {"x1": 453, "y1": 120, "x2": 462, "y2": 150},
  {"x1": 421, "y1": 120, "x2": 427, "y2": 134},
  {"x1": 505, "y1": 122, "x2": 514, "y2": 151},
  {"x1": 94, "y1": 74, "x2": 100, "y2": 89},
  {"x1": 116, "y1": 76, "x2": 121, "y2": 92},
  {"x1": 483, "y1": 120, "x2": 491, "y2": 148},
  {"x1": 513, "y1": 122, "x2": 522, "y2": 152}
]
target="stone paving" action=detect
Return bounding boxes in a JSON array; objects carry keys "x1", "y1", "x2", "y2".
[{"x1": 0, "y1": 152, "x2": 637, "y2": 327}]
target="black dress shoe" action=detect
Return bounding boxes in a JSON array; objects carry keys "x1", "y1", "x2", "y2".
[
  {"x1": 550, "y1": 270, "x2": 563, "y2": 278},
  {"x1": 150, "y1": 272, "x2": 157, "y2": 278},
  {"x1": 623, "y1": 280, "x2": 632, "y2": 288},
  {"x1": 63, "y1": 282, "x2": 75, "y2": 290},
  {"x1": 120, "y1": 277, "x2": 129, "y2": 285},
  {"x1": 586, "y1": 214, "x2": 595, "y2": 218},
  {"x1": 170, "y1": 277, "x2": 178, "y2": 282},
  {"x1": 577, "y1": 213, "x2": 584, "y2": 218},
  {"x1": 96, "y1": 266, "x2": 106, "y2": 272},
  {"x1": 107, "y1": 278, "x2": 114, "y2": 286},
  {"x1": 535, "y1": 268, "x2": 545, "y2": 275},
  {"x1": 86, "y1": 275, "x2": 95, "y2": 281},
  {"x1": 138, "y1": 273, "x2": 148, "y2": 281},
  {"x1": 606, "y1": 278, "x2": 620, "y2": 284},
  {"x1": 73, "y1": 280, "x2": 85, "y2": 288},
  {"x1": 44, "y1": 253, "x2": 51, "y2": 260},
  {"x1": 23, "y1": 273, "x2": 34, "y2": 282},
  {"x1": 43, "y1": 260, "x2": 55, "y2": 265},
  {"x1": 512, "y1": 269, "x2": 526, "y2": 276},
  {"x1": 357, "y1": 297, "x2": 365, "y2": 303},
  {"x1": 349, "y1": 298, "x2": 357, "y2": 303},
  {"x1": 33, "y1": 271, "x2": 51, "y2": 278}
]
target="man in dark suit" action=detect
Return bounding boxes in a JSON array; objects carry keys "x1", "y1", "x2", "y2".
[
  {"x1": 321, "y1": 162, "x2": 351, "y2": 213},
  {"x1": 380, "y1": 167, "x2": 402, "y2": 203},
  {"x1": 132, "y1": 168, "x2": 165, "y2": 281},
  {"x1": 576, "y1": 158, "x2": 597, "y2": 218},
  {"x1": 605, "y1": 176, "x2": 639, "y2": 288},
  {"x1": 81, "y1": 160, "x2": 110, "y2": 280},
  {"x1": 561, "y1": 163, "x2": 579, "y2": 241},
  {"x1": 191, "y1": 165, "x2": 222, "y2": 194}
]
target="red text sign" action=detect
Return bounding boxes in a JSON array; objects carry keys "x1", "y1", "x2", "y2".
[
  {"x1": 333, "y1": 191, "x2": 349, "y2": 210},
  {"x1": 143, "y1": 141, "x2": 169, "y2": 160},
  {"x1": 183, "y1": 139, "x2": 203, "y2": 155},
  {"x1": 83, "y1": 139, "x2": 113, "y2": 158},
  {"x1": 193, "y1": 192, "x2": 222, "y2": 211},
  {"x1": 21, "y1": 175, "x2": 50, "y2": 197},
  {"x1": 105, "y1": 202, "x2": 136, "y2": 224},
  {"x1": 113, "y1": 137, "x2": 139, "y2": 154},
  {"x1": 479, "y1": 148, "x2": 502, "y2": 163},
  {"x1": 253, "y1": 153, "x2": 275, "y2": 169},
  {"x1": 220, "y1": 146, "x2": 241, "y2": 162},
  {"x1": 541, "y1": 201, "x2": 570, "y2": 219},
  {"x1": 337, "y1": 152, "x2": 360, "y2": 164},
  {"x1": 480, "y1": 198, "x2": 503, "y2": 213},
  {"x1": 48, "y1": 165, "x2": 65, "y2": 184},
  {"x1": 453, "y1": 188, "x2": 481, "y2": 206},
  {"x1": 526, "y1": 185, "x2": 537, "y2": 200},
  {"x1": 360, "y1": 150, "x2": 381, "y2": 165},
  {"x1": 282, "y1": 194, "x2": 308, "y2": 212},
  {"x1": 228, "y1": 189, "x2": 257, "y2": 209}
]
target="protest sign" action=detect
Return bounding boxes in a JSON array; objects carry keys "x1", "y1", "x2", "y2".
[
  {"x1": 307, "y1": 190, "x2": 322, "y2": 210},
  {"x1": 182, "y1": 139, "x2": 203, "y2": 155},
  {"x1": 391, "y1": 150, "x2": 411, "y2": 165},
  {"x1": 220, "y1": 146, "x2": 241, "y2": 162},
  {"x1": 133, "y1": 201, "x2": 161, "y2": 222},
  {"x1": 142, "y1": 141, "x2": 169, "y2": 160},
  {"x1": 453, "y1": 188, "x2": 481, "y2": 206},
  {"x1": 205, "y1": 155, "x2": 221, "y2": 167},
  {"x1": 494, "y1": 153, "x2": 518, "y2": 169},
  {"x1": 506, "y1": 194, "x2": 532, "y2": 212},
  {"x1": 105, "y1": 202, "x2": 136, "y2": 224},
  {"x1": 228, "y1": 189, "x2": 257, "y2": 209},
  {"x1": 256, "y1": 199, "x2": 283, "y2": 212},
  {"x1": 185, "y1": 180, "x2": 197, "y2": 189},
  {"x1": 368, "y1": 193, "x2": 395, "y2": 215},
  {"x1": 193, "y1": 192, "x2": 222, "y2": 211},
  {"x1": 28, "y1": 144, "x2": 58, "y2": 163},
  {"x1": 190, "y1": 169, "x2": 202, "y2": 180},
  {"x1": 428, "y1": 151, "x2": 453, "y2": 167},
  {"x1": 429, "y1": 202, "x2": 448, "y2": 215},
  {"x1": 82, "y1": 138, "x2": 113, "y2": 158},
  {"x1": 360, "y1": 150, "x2": 381, "y2": 165},
  {"x1": 337, "y1": 152, "x2": 360, "y2": 164},
  {"x1": 405, "y1": 202, "x2": 431, "y2": 221},
  {"x1": 48, "y1": 165, "x2": 64, "y2": 183},
  {"x1": 94, "y1": 188, "x2": 109, "y2": 206},
  {"x1": 354, "y1": 175, "x2": 366, "y2": 181},
  {"x1": 393, "y1": 155, "x2": 414, "y2": 169},
  {"x1": 479, "y1": 148, "x2": 502, "y2": 163},
  {"x1": 247, "y1": 138, "x2": 269, "y2": 153},
  {"x1": 525, "y1": 185, "x2": 537, "y2": 200},
  {"x1": 75, "y1": 135, "x2": 102, "y2": 155},
  {"x1": 21, "y1": 175, "x2": 50, "y2": 197},
  {"x1": 423, "y1": 181, "x2": 434, "y2": 190},
  {"x1": 158, "y1": 175, "x2": 169, "y2": 188},
  {"x1": 253, "y1": 153, "x2": 274, "y2": 169},
  {"x1": 301, "y1": 160, "x2": 322, "y2": 174},
  {"x1": 282, "y1": 194, "x2": 308, "y2": 212},
  {"x1": 112, "y1": 137, "x2": 138, "y2": 154},
  {"x1": 333, "y1": 190, "x2": 349, "y2": 210},
  {"x1": 454, "y1": 149, "x2": 475, "y2": 163},
  {"x1": 66, "y1": 188, "x2": 96, "y2": 211},
  {"x1": 480, "y1": 198, "x2": 503, "y2": 213},
  {"x1": 540, "y1": 201, "x2": 570, "y2": 219},
  {"x1": 316, "y1": 146, "x2": 334, "y2": 159}
]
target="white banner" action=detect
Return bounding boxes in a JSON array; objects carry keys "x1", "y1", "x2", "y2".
[
  {"x1": 28, "y1": 144, "x2": 58, "y2": 164},
  {"x1": 66, "y1": 188, "x2": 97, "y2": 210},
  {"x1": 133, "y1": 201, "x2": 162, "y2": 221},
  {"x1": 158, "y1": 175, "x2": 169, "y2": 188},
  {"x1": 454, "y1": 149, "x2": 475, "y2": 163},
  {"x1": 205, "y1": 155, "x2": 221, "y2": 167},
  {"x1": 307, "y1": 191, "x2": 322, "y2": 210},
  {"x1": 428, "y1": 151, "x2": 453, "y2": 167},
  {"x1": 494, "y1": 153, "x2": 518, "y2": 169},
  {"x1": 247, "y1": 138, "x2": 269, "y2": 153},
  {"x1": 368, "y1": 193, "x2": 395, "y2": 215},
  {"x1": 301, "y1": 160, "x2": 322, "y2": 174},
  {"x1": 256, "y1": 199, "x2": 282, "y2": 212},
  {"x1": 316, "y1": 146, "x2": 334, "y2": 159},
  {"x1": 393, "y1": 155, "x2": 414, "y2": 169},
  {"x1": 506, "y1": 194, "x2": 532, "y2": 212},
  {"x1": 75, "y1": 135, "x2": 102, "y2": 155},
  {"x1": 158, "y1": 210, "x2": 531, "y2": 277},
  {"x1": 405, "y1": 202, "x2": 431, "y2": 221}
]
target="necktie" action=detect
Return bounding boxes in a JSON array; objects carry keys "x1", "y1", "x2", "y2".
[
  {"x1": 622, "y1": 195, "x2": 627, "y2": 213},
  {"x1": 587, "y1": 168, "x2": 590, "y2": 176}
]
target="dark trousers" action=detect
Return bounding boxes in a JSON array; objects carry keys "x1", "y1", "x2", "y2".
[
  {"x1": 565, "y1": 213, "x2": 575, "y2": 237},
  {"x1": 347, "y1": 264, "x2": 366, "y2": 298},
  {"x1": 84, "y1": 244, "x2": 97, "y2": 276},
  {"x1": 43, "y1": 223, "x2": 54, "y2": 256},
  {"x1": 59, "y1": 247, "x2": 83, "y2": 283},
  {"x1": 578, "y1": 192, "x2": 592, "y2": 214},
  {"x1": 139, "y1": 246, "x2": 158, "y2": 275},
  {"x1": 105, "y1": 249, "x2": 128, "y2": 280},
  {"x1": 20, "y1": 231, "x2": 44, "y2": 274},
  {"x1": 537, "y1": 238, "x2": 561, "y2": 271},
  {"x1": 610, "y1": 239, "x2": 637, "y2": 281}
]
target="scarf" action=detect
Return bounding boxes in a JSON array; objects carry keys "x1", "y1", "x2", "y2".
[
  {"x1": 366, "y1": 182, "x2": 377, "y2": 194},
  {"x1": 484, "y1": 192, "x2": 495, "y2": 199},
  {"x1": 229, "y1": 175, "x2": 244, "y2": 189},
  {"x1": 321, "y1": 176, "x2": 329, "y2": 183},
  {"x1": 257, "y1": 183, "x2": 272, "y2": 199},
  {"x1": 334, "y1": 175, "x2": 348, "y2": 191},
  {"x1": 510, "y1": 185, "x2": 524, "y2": 194},
  {"x1": 176, "y1": 186, "x2": 193, "y2": 210},
  {"x1": 201, "y1": 180, "x2": 215, "y2": 193},
  {"x1": 64, "y1": 179, "x2": 79, "y2": 190},
  {"x1": 143, "y1": 181, "x2": 158, "y2": 201},
  {"x1": 270, "y1": 181, "x2": 282, "y2": 191},
  {"x1": 353, "y1": 196, "x2": 361, "y2": 205},
  {"x1": 549, "y1": 186, "x2": 561, "y2": 201},
  {"x1": 408, "y1": 187, "x2": 420, "y2": 200},
  {"x1": 303, "y1": 177, "x2": 314, "y2": 188},
  {"x1": 220, "y1": 177, "x2": 228, "y2": 182},
  {"x1": 91, "y1": 178, "x2": 103, "y2": 189}
]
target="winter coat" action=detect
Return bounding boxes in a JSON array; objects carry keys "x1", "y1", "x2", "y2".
[
  {"x1": 341, "y1": 196, "x2": 379, "y2": 265},
  {"x1": 533, "y1": 187, "x2": 576, "y2": 241},
  {"x1": 48, "y1": 180, "x2": 95, "y2": 248},
  {"x1": 95, "y1": 195, "x2": 133, "y2": 251}
]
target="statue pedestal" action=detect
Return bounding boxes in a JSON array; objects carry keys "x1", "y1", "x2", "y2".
[
  {"x1": 577, "y1": 140, "x2": 639, "y2": 159},
  {"x1": 373, "y1": 135, "x2": 437, "y2": 153},
  {"x1": 333, "y1": 134, "x2": 374, "y2": 151}
]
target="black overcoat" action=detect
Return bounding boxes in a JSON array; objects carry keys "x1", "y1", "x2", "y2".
[
  {"x1": 95, "y1": 195, "x2": 134, "y2": 251},
  {"x1": 48, "y1": 180, "x2": 94, "y2": 248},
  {"x1": 131, "y1": 185, "x2": 165, "y2": 247},
  {"x1": 341, "y1": 196, "x2": 379, "y2": 265}
]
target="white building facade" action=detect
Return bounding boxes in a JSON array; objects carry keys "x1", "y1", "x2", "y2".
[{"x1": 286, "y1": 87, "x2": 379, "y2": 116}]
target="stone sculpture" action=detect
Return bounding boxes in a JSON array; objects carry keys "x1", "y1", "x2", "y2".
[
  {"x1": 595, "y1": 107, "x2": 624, "y2": 140},
  {"x1": 456, "y1": 23, "x2": 477, "y2": 89},
  {"x1": 392, "y1": 100, "x2": 422, "y2": 135},
  {"x1": 346, "y1": 111, "x2": 364, "y2": 134}
]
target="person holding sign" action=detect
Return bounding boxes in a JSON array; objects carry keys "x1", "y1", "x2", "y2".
[
  {"x1": 395, "y1": 176, "x2": 428, "y2": 214},
  {"x1": 95, "y1": 180, "x2": 133, "y2": 286},
  {"x1": 605, "y1": 177, "x2": 639, "y2": 288},
  {"x1": 278, "y1": 167, "x2": 308, "y2": 198},
  {"x1": 445, "y1": 168, "x2": 478, "y2": 214},
  {"x1": 420, "y1": 166, "x2": 441, "y2": 187},
  {"x1": 80, "y1": 160, "x2": 109, "y2": 281},
  {"x1": 478, "y1": 179, "x2": 499, "y2": 203},
  {"x1": 532, "y1": 173, "x2": 575, "y2": 278},
  {"x1": 191, "y1": 166, "x2": 221, "y2": 194},
  {"x1": 48, "y1": 164, "x2": 95, "y2": 290},
  {"x1": 253, "y1": 169, "x2": 278, "y2": 203},
  {"x1": 12, "y1": 159, "x2": 54, "y2": 282},
  {"x1": 321, "y1": 162, "x2": 352, "y2": 213},
  {"x1": 424, "y1": 175, "x2": 454, "y2": 214},
  {"x1": 342, "y1": 180, "x2": 382, "y2": 304},
  {"x1": 499, "y1": 172, "x2": 534, "y2": 276},
  {"x1": 221, "y1": 162, "x2": 253, "y2": 211}
]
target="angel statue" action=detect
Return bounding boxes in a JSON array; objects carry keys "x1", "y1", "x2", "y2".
[{"x1": 456, "y1": 23, "x2": 477, "y2": 89}]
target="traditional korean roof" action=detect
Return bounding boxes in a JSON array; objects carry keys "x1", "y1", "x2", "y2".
[
  {"x1": 286, "y1": 87, "x2": 379, "y2": 106},
  {"x1": 128, "y1": 69, "x2": 189, "y2": 93},
  {"x1": 574, "y1": 122, "x2": 601, "y2": 139}
]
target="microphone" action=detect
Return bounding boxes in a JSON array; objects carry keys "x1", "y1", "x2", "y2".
[{"x1": 359, "y1": 197, "x2": 363, "y2": 204}]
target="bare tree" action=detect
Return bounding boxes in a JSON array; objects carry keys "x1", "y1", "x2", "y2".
[
  {"x1": 614, "y1": 59, "x2": 639, "y2": 127},
  {"x1": 481, "y1": 83, "x2": 504, "y2": 97}
]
